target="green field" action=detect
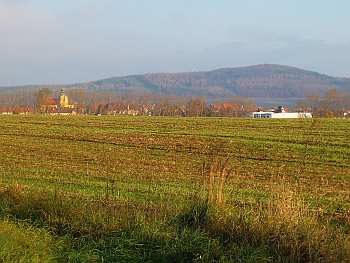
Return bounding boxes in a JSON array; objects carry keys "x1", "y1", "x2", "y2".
[{"x1": 0, "y1": 115, "x2": 349, "y2": 262}]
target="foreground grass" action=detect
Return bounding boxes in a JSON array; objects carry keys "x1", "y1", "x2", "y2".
[
  {"x1": 0, "y1": 186, "x2": 348, "y2": 262},
  {"x1": 0, "y1": 115, "x2": 349, "y2": 262},
  {"x1": 0, "y1": 219, "x2": 55, "y2": 262}
]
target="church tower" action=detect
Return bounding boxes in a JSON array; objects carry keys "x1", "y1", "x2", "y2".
[{"x1": 59, "y1": 89, "x2": 70, "y2": 108}]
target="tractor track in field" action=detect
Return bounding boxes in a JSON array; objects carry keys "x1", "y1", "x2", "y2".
[
  {"x1": 1, "y1": 132, "x2": 349, "y2": 169},
  {"x1": 1, "y1": 121, "x2": 349, "y2": 147}
]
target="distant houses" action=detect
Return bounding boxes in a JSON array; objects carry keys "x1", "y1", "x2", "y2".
[
  {"x1": 0, "y1": 106, "x2": 33, "y2": 115},
  {"x1": 0, "y1": 89, "x2": 79, "y2": 115}
]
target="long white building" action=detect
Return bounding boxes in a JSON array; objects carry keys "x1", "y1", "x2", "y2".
[
  {"x1": 252, "y1": 106, "x2": 312, "y2": 119},
  {"x1": 252, "y1": 111, "x2": 312, "y2": 119}
]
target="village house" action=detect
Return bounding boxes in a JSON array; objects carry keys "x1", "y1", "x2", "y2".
[{"x1": 0, "y1": 106, "x2": 34, "y2": 115}]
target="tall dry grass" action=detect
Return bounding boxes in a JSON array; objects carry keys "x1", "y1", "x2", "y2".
[
  {"x1": 204, "y1": 156, "x2": 231, "y2": 207},
  {"x1": 194, "y1": 147, "x2": 349, "y2": 262}
]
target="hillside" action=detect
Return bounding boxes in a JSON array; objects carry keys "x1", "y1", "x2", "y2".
[
  {"x1": 2, "y1": 65, "x2": 350, "y2": 105},
  {"x1": 84, "y1": 64, "x2": 350, "y2": 100}
]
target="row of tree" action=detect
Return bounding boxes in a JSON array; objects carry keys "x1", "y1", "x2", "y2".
[
  {"x1": 81, "y1": 96, "x2": 257, "y2": 117},
  {"x1": 295, "y1": 89, "x2": 350, "y2": 117},
  {"x1": 0, "y1": 87, "x2": 257, "y2": 117},
  {"x1": 0, "y1": 87, "x2": 349, "y2": 117}
]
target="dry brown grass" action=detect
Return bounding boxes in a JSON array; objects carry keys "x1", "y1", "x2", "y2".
[
  {"x1": 204, "y1": 188, "x2": 350, "y2": 262},
  {"x1": 197, "y1": 151, "x2": 349, "y2": 262},
  {"x1": 204, "y1": 156, "x2": 231, "y2": 207}
]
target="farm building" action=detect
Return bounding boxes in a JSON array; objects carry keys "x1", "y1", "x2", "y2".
[{"x1": 252, "y1": 106, "x2": 312, "y2": 119}]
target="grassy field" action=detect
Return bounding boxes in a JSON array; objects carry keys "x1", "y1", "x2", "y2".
[{"x1": 0, "y1": 115, "x2": 349, "y2": 262}]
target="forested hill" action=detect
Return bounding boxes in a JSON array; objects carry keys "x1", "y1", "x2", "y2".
[
  {"x1": 86, "y1": 64, "x2": 350, "y2": 99},
  {"x1": 2, "y1": 65, "x2": 350, "y2": 101}
]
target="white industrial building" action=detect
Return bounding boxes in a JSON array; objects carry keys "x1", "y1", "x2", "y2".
[{"x1": 252, "y1": 106, "x2": 312, "y2": 119}]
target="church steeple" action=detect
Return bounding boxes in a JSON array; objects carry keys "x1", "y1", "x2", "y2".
[{"x1": 59, "y1": 89, "x2": 70, "y2": 108}]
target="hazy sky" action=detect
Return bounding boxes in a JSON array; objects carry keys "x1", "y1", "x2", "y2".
[{"x1": 1, "y1": 0, "x2": 350, "y2": 86}]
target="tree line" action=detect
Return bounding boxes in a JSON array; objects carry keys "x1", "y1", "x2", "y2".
[
  {"x1": 0, "y1": 87, "x2": 349, "y2": 117},
  {"x1": 295, "y1": 89, "x2": 350, "y2": 117}
]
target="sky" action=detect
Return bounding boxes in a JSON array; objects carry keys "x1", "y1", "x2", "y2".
[{"x1": 1, "y1": 0, "x2": 350, "y2": 86}]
